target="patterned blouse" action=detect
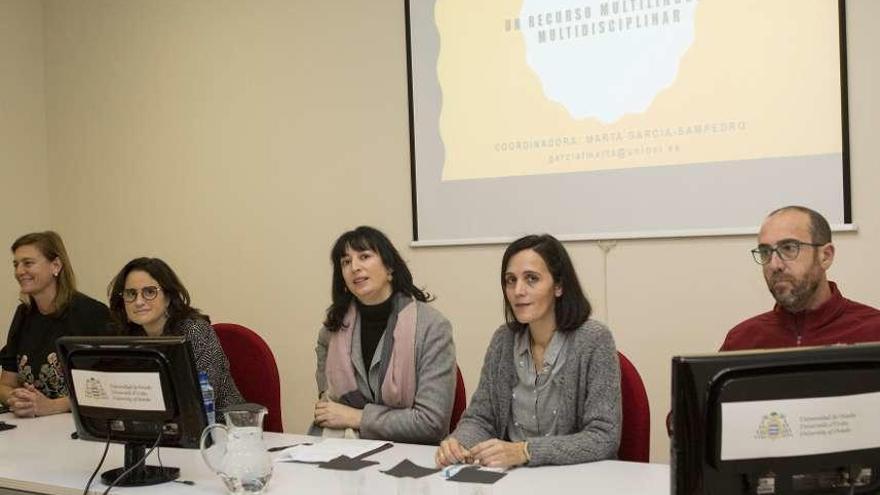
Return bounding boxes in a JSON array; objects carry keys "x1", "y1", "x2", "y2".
[{"x1": 171, "y1": 318, "x2": 245, "y2": 413}]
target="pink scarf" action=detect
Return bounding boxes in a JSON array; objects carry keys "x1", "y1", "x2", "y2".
[{"x1": 325, "y1": 299, "x2": 417, "y2": 408}]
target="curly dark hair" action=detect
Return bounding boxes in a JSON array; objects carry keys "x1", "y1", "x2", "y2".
[{"x1": 107, "y1": 257, "x2": 207, "y2": 335}]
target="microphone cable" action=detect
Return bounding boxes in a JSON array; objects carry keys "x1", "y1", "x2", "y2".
[{"x1": 82, "y1": 422, "x2": 112, "y2": 495}]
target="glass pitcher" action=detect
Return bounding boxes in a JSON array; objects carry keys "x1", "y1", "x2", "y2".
[{"x1": 200, "y1": 403, "x2": 273, "y2": 494}]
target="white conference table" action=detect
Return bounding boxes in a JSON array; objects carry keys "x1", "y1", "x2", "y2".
[{"x1": 0, "y1": 413, "x2": 670, "y2": 495}]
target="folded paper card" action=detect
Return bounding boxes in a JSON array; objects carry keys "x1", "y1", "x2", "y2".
[
  {"x1": 275, "y1": 439, "x2": 391, "y2": 463},
  {"x1": 381, "y1": 459, "x2": 440, "y2": 479},
  {"x1": 446, "y1": 466, "x2": 507, "y2": 484},
  {"x1": 317, "y1": 455, "x2": 379, "y2": 471}
]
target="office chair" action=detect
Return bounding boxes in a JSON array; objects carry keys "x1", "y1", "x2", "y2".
[
  {"x1": 449, "y1": 364, "x2": 467, "y2": 432},
  {"x1": 618, "y1": 351, "x2": 651, "y2": 462},
  {"x1": 212, "y1": 322, "x2": 284, "y2": 433}
]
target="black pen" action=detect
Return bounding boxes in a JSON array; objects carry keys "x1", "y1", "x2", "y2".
[{"x1": 267, "y1": 442, "x2": 312, "y2": 452}]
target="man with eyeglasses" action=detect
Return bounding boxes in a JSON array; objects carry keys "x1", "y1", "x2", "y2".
[{"x1": 720, "y1": 205, "x2": 880, "y2": 351}]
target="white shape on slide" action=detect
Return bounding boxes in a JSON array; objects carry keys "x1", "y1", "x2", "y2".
[{"x1": 519, "y1": 0, "x2": 698, "y2": 123}]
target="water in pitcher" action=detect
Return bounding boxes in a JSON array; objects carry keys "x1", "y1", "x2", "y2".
[{"x1": 201, "y1": 404, "x2": 273, "y2": 494}]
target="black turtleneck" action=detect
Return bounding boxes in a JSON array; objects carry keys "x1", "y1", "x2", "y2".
[{"x1": 358, "y1": 296, "x2": 393, "y2": 368}]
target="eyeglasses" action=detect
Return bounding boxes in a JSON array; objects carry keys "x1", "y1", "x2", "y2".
[
  {"x1": 751, "y1": 240, "x2": 825, "y2": 265},
  {"x1": 121, "y1": 286, "x2": 162, "y2": 303}
]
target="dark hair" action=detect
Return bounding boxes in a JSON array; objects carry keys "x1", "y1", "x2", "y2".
[
  {"x1": 107, "y1": 257, "x2": 207, "y2": 335},
  {"x1": 501, "y1": 234, "x2": 591, "y2": 333},
  {"x1": 768, "y1": 205, "x2": 832, "y2": 244},
  {"x1": 12, "y1": 231, "x2": 77, "y2": 315},
  {"x1": 323, "y1": 226, "x2": 431, "y2": 331}
]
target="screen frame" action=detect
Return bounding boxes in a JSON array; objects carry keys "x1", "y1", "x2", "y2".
[
  {"x1": 404, "y1": 0, "x2": 852, "y2": 246},
  {"x1": 671, "y1": 344, "x2": 880, "y2": 495},
  {"x1": 57, "y1": 335, "x2": 207, "y2": 449}
]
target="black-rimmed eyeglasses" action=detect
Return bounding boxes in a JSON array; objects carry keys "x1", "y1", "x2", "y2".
[
  {"x1": 121, "y1": 286, "x2": 162, "y2": 303},
  {"x1": 751, "y1": 240, "x2": 824, "y2": 265}
]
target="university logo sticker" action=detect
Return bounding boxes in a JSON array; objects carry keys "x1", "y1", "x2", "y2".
[
  {"x1": 84, "y1": 377, "x2": 109, "y2": 400},
  {"x1": 755, "y1": 411, "x2": 792, "y2": 440}
]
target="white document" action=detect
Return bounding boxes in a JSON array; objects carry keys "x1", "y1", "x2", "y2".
[
  {"x1": 71, "y1": 369, "x2": 166, "y2": 411},
  {"x1": 275, "y1": 439, "x2": 390, "y2": 463},
  {"x1": 720, "y1": 391, "x2": 880, "y2": 460}
]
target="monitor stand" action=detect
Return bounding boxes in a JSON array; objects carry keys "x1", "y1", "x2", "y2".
[{"x1": 101, "y1": 443, "x2": 180, "y2": 487}]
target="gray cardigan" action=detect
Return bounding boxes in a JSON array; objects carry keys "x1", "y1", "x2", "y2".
[
  {"x1": 451, "y1": 320, "x2": 621, "y2": 466},
  {"x1": 315, "y1": 295, "x2": 456, "y2": 444}
]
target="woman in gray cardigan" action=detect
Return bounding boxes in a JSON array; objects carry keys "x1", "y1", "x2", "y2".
[
  {"x1": 436, "y1": 234, "x2": 621, "y2": 468},
  {"x1": 313, "y1": 226, "x2": 456, "y2": 444}
]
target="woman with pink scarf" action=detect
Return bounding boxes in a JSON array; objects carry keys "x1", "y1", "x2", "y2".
[{"x1": 312, "y1": 226, "x2": 456, "y2": 444}]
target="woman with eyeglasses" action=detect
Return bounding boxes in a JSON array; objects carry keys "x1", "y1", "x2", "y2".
[
  {"x1": 313, "y1": 226, "x2": 456, "y2": 444},
  {"x1": 107, "y1": 257, "x2": 244, "y2": 413},
  {"x1": 435, "y1": 234, "x2": 621, "y2": 468},
  {"x1": 1, "y1": 231, "x2": 112, "y2": 417}
]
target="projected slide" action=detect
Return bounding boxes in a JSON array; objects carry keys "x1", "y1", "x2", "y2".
[{"x1": 408, "y1": 0, "x2": 849, "y2": 244}]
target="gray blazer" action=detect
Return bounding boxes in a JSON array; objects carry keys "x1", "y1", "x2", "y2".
[
  {"x1": 315, "y1": 294, "x2": 456, "y2": 444},
  {"x1": 451, "y1": 320, "x2": 621, "y2": 466}
]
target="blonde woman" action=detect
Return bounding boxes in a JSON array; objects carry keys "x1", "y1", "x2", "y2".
[{"x1": 0, "y1": 231, "x2": 111, "y2": 417}]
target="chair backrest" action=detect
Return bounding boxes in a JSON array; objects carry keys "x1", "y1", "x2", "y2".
[
  {"x1": 617, "y1": 351, "x2": 650, "y2": 462},
  {"x1": 212, "y1": 323, "x2": 284, "y2": 433},
  {"x1": 449, "y1": 365, "x2": 467, "y2": 432}
]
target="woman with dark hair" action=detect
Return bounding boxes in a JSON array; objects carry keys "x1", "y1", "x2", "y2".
[
  {"x1": 436, "y1": 234, "x2": 621, "y2": 467},
  {"x1": 1, "y1": 231, "x2": 112, "y2": 417},
  {"x1": 313, "y1": 226, "x2": 456, "y2": 444},
  {"x1": 107, "y1": 257, "x2": 243, "y2": 413}
]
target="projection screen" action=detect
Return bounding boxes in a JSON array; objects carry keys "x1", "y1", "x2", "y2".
[{"x1": 407, "y1": 0, "x2": 851, "y2": 245}]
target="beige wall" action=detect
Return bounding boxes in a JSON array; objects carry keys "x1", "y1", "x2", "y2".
[
  {"x1": 3, "y1": 0, "x2": 878, "y2": 462},
  {"x1": 0, "y1": 1, "x2": 50, "y2": 329}
]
